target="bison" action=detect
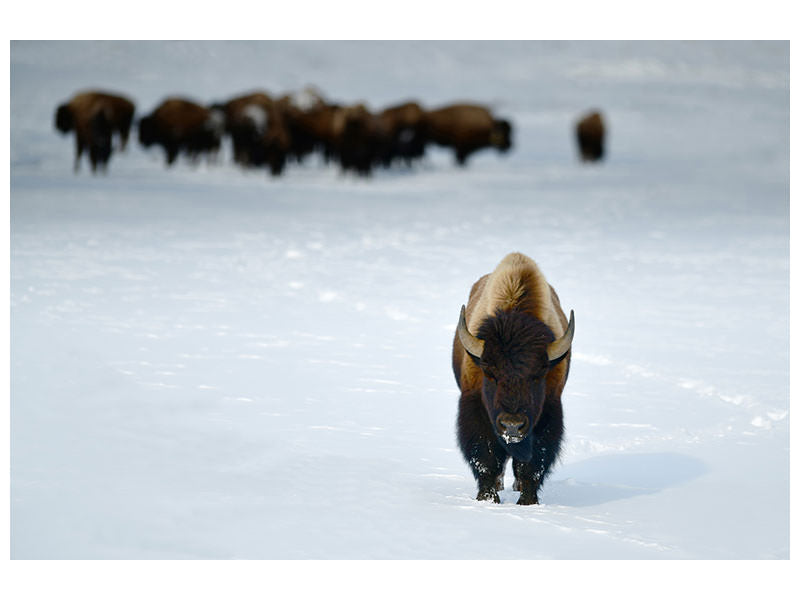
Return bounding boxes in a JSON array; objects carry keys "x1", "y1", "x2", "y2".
[
  {"x1": 277, "y1": 96, "x2": 343, "y2": 166},
  {"x1": 138, "y1": 97, "x2": 223, "y2": 166},
  {"x1": 376, "y1": 101, "x2": 428, "y2": 167},
  {"x1": 54, "y1": 91, "x2": 135, "y2": 172},
  {"x1": 424, "y1": 104, "x2": 512, "y2": 165},
  {"x1": 214, "y1": 91, "x2": 272, "y2": 165},
  {"x1": 278, "y1": 88, "x2": 336, "y2": 164},
  {"x1": 575, "y1": 111, "x2": 606, "y2": 162},
  {"x1": 330, "y1": 103, "x2": 388, "y2": 176},
  {"x1": 452, "y1": 252, "x2": 574, "y2": 505},
  {"x1": 283, "y1": 98, "x2": 342, "y2": 165},
  {"x1": 215, "y1": 91, "x2": 292, "y2": 176}
]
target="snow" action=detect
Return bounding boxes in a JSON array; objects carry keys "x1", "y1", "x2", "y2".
[{"x1": 9, "y1": 41, "x2": 789, "y2": 561}]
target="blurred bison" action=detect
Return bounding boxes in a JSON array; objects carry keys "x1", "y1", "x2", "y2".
[
  {"x1": 376, "y1": 101, "x2": 427, "y2": 167},
  {"x1": 575, "y1": 111, "x2": 606, "y2": 162},
  {"x1": 54, "y1": 91, "x2": 135, "y2": 172},
  {"x1": 278, "y1": 87, "x2": 338, "y2": 164},
  {"x1": 424, "y1": 104, "x2": 511, "y2": 165},
  {"x1": 285, "y1": 99, "x2": 342, "y2": 165},
  {"x1": 453, "y1": 252, "x2": 574, "y2": 505},
  {"x1": 330, "y1": 103, "x2": 387, "y2": 176},
  {"x1": 283, "y1": 99, "x2": 342, "y2": 164},
  {"x1": 138, "y1": 97, "x2": 223, "y2": 165},
  {"x1": 215, "y1": 91, "x2": 291, "y2": 176}
]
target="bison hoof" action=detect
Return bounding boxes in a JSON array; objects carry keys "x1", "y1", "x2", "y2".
[
  {"x1": 517, "y1": 493, "x2": 539, "y2": 505},
  {"x1": 476, "y1": 488, "x2": 501, "y2": 503}
]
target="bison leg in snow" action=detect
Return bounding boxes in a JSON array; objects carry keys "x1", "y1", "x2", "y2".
[
  {"x1": 74, "y1": 137, "x2": 85, "y2": 172},
  {"x1": 511, "y1": 408, "x2": 563, "y2": 505},
  {"x1": 118, "y1": 119, "x2": 133, "y2": 151},
  {"x1": 512, "y1": 461, "x2": 543, "y2": 505},
  {"x1": 458, "y1": 391, "x2": 508, "y2": 503},
  {"x1": 165, "y1": 144, "x2": 179, "y2": 165}
]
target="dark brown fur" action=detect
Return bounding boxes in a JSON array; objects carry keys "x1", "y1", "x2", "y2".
[
  {"x1": 216, "y1": 91, "x2": 292, "y2": 175},
  {"x1": 54, "y1": 91, "x2": 135, "y2": 172},
  {"x1": 453, "y1": 253, "x2": 572, "y2": 505},
  {"x1": 138, "y1": 97, "x2": 223, "y2": 166},
  {"x1": 330, "y1": 104, "x2": 387, "y2": 176},
  {"x1": 424, "y1": 104, "x2": 512, "y2": 165},
  {"x1": 278, "y1": 89, "x2": 337, "y2": 164},
  {"x1": 575, "y1": 111, "x2": 606, "y2": 162},
  {"x1": 216, "y1": 92, "x2": 273, "y2": 165},
  {"x1": 283, "y1": 99, "x2": 341, "y2": 163},
  {"x1": 376, "y1": 101, "x2": 427, "y2": 166}
]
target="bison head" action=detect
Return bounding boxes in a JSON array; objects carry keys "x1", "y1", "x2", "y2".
[
  {"x1": 138, "y1": 116, "x2": 157, "y2": 147},
  {"x1": 457, "y1": 306, "x2": 573, "y2": 461},
  {"x1": 55, "y1": 104, "x2": 74, "y2": 133},
  {"x1": 490, "y1": 119, "x2": 512, "y2": 152}
]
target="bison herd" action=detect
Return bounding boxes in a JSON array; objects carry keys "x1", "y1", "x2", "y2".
[
  {"x1": 54, "y1": 88, "x2": 521, "y2": 176},
  {"x1": 54, "y1": 88, "x2": 607, "y2": 176}
]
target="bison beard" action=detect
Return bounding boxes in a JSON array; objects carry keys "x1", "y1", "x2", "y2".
[{"x1": 452, "y1": 253, "x2": 574, "y2": 505}]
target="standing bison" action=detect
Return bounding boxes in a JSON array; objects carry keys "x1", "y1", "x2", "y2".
[
  {"x1": 215, "y1": 91, "x2": 292, "y2": 176},
  {"x1": 54, "y1": 91, "x2": 135, "y2": 172},
  {"x1": 424, "y1": 104, "x2": 512, "y2": 165},
  {"x1": 575, "y1": 111, "x2": 606, "y2": 162},
  {"x1": 138, "y1": 97, "x2": 223, "y2": 166},
  {"x1": 330, "y1": 103, "x2": 386, "y2": 176},
  {"x1": 278, "y1": 88, "x2": 333, "y2": 165},
  {"x1": 376, "y1": 101, "x2": 428, "y2": 167},
  {"x1": 452, "y1": 252, "x2": 574, "y2": 505},
  {"x1": 273, "y1": 87, "x2": 343, "y2": 166}
]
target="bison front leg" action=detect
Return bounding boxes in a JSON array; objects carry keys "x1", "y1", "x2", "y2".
[
  {"x1": 74, "y1": 136, "x2": 85, "y2": 172},
  {"x1": 165, "y1": 144, "x2": 180, "y2": 166},
  {"x1": 512, "y1": 461, "x2": 543, "y2": 505},
  {"x1": 119, "y1": 126, "x2": 131, "y2": 151},
  {"x1": 458, "y1": 392, "x2": 507, "y2": 503},
  {"x1": 512, "y1": 403, "x2": 564, "y2": 505},
  {"x1": 471, "y1": 443, "x2": 507, "y2": 503}
]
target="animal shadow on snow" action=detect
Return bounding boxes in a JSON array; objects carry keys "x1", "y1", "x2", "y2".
[{"x1": 543, "y1": 452, "x2": 707, "y2": 507}]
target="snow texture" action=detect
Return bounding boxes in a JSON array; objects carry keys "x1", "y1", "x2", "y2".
[{"x1": 10, "y1": 41, "x2": 789, "y2": 559}]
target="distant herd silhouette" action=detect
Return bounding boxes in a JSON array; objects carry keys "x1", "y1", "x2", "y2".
[{"x1": 54, "y1": 87, "x2": 606, "y2": 176}]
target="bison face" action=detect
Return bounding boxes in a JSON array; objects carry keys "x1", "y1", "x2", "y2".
[
  {"x1": 490, "y1": 119, "x2": 512, "y2": 152},
  {"x1": 480, "y1": 372, "x2": 544, "y2": 462},
  {"x1": 138, "y1": 116, "x2": 156, "y2": 147},
  {"x1": 55, "y1": 104, "x2": 74, "y2": 133},
  {"x1": 458, "y1": 307, "x2": 574, "y2": 462}
]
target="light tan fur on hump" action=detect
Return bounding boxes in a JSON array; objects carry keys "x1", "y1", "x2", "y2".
[
  {"x1": 465, "y1": 252, "x2": 565, "y2": 338},
  {"x1": 456, "y1": 252, "x2": 569, "y2": 393}
]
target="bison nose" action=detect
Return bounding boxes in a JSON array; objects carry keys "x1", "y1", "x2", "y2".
[{"x1": 496, "y1": 412, "x2": 529, "y2": 443}]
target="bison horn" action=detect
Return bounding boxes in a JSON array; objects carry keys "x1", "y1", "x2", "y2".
[
  {"x1": 547, "y1": 310, "x2": 575, "y2": 362},
  {"x1": 457, "y1": 305, "x2": 485, "y2": 359}
]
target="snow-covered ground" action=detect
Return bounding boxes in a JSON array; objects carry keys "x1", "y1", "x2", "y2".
[{"x1": 9, "y1": 41, "x2": 789, "y2": 560}]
